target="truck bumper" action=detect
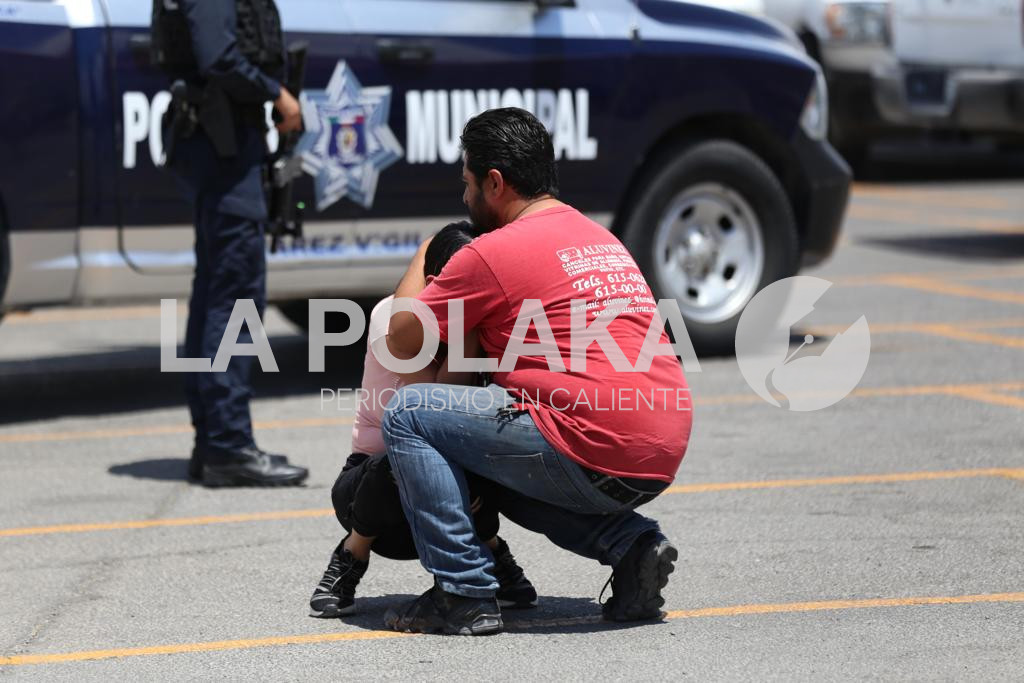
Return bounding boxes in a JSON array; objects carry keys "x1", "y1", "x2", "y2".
[
  {"x1": 791, "y1": 130, "x2": 851, "y2": 269},
  {"x1": 873, "y1": 64, "x2": 1024, "y2": 136},
  {"x1": 827, "y1": 68, "x2": 908, "y2": 144}
]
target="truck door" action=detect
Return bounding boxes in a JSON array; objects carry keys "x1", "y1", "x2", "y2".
[
  {"x1": 107, "y1": 0, "x2": 194, "y2": 276},
  {"x1": 317, "y1": 0, "x2": 631, "y2": 223},
  {"x1": 0, "y1": 0, "x2": 80, "y2": 307}
]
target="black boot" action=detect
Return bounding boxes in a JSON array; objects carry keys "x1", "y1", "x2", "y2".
[
  {"x1": 492, "y1": 537, "x2": 538, "y2": 609},
  {"x1": 202, "y1": 446, "x2": 308, "y2": 487},
  {"x1": 187, "y1": 444, "x2": 205, "y2": 482},
  {"x1": 310, "y1": 539, "x2": 368, "y2": 618}
]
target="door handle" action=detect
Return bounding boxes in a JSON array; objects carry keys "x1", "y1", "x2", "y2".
[
  {"x1": 129, "y1": 33, "x2": 153, "y2": 67},
  {"x1": 376, "y1": 39, "x2": 434, "y2": 66}
]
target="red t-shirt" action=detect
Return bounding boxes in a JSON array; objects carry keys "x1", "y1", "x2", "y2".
[{"x1": 417, "y1": 205, "x2": 691, "y2": 482}]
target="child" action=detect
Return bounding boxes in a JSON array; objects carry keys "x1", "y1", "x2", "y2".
[{"x1": 310, "y1": 222, "x2": 536, "y2": 618}]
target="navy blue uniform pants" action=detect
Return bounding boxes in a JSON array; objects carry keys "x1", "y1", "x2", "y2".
[
  {"x1": 184, "y1": 203, "x2": 266, "y2": 454},
  {"x1": 173, "y1": 125, "x2": 269, "y2": 456}
]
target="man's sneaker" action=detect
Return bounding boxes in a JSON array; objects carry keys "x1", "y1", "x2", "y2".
[
  {"x1": 491, "y1": 537, "x2": 538, "y2": 609},
  {"x1": 601, "y1": 530, "x2": 677, "y2": 622},
  {"x1": 384, "y1": 581, "x2": 502, "y2": 636},
  {"x1": 309, "y1": 540, "x2": 368, "y2": 618}
]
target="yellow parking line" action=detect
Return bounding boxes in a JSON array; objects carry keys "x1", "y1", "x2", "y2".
[
  {"x1": 696, "y1": 381, "x2": 1024, "y2": 407},
  {"x1": 913, "y1": 325, "x2": 1024, "y2": 350},
  {"x1": 663, "y1": 592, "x2": 1024, "y2": 619},
  {"x1": 846, "y1": 204, "x2": 1024, "y2": 234},
  {"x1": 804, "y1": 319, "x2": 1024, "y2": 350},
  {"x1": 808, "y1": 318, "x2": 1024, "y2": 335},
  {"x1": 3, "y1": 467, "x2": 1021, "y2": 540},
  {"x1": 0, "y1": 509, "x2": 335, "y2": 538},
  {"x1": 6, "y1": 379, "x2": 1024, "y2": 446},
  {"x1": 851, "y1": 183, "x2": 1013, "y2": 210},
  {"x1": 832, "y1": 268, "x2": 1024, "y2": 287},
  {"x1": 0, "y1": 416, "x2": 353, "y2": 444},
  {"x1": 4, "y1": 305, "x2": 182, "y2": 325},
  {"x1": 873, "y1": 275, "x2": 1024, "y2": 306},
  {"x1": 955, "y1": 390, "x2": 1024, "y2": 412},
  {"x1": 2, "y1": 592, "x2": 1021, "y2": 666},
  {"x1": 661, "y1": 467, "x2": 1024, "y2": 495}
]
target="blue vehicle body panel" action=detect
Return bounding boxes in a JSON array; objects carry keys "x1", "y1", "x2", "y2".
[
  {"x1": 0, "y1": 0, "x2": 848, "y2": 308},
  {"x1": 0, "y1": 20, "x2": 79, "y2": 231},
  {"x1": 2, "y1": 9, "x2": 817, "y2": 232}
]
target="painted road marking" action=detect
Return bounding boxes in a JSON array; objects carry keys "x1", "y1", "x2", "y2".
[
  {"x1": 805, "y1": 319, "x2": 1024, "y2": 351},
  {"x1": 871, "y1": 275, "x2": 1024, "y2": 306},
  {"x1": 846, "y1": 204, "x2": 1024, "y2": 234},
  {"x1": 2, "y1": 592, "x2": 1021, "y2": 666},
  {"x1": 4, "y1": 378, "x2": 1024, "y2": 446},
  {"x1": 851, "y1": 183, "x2": 1015, "y2": 211},
  {"x1": 832, "y1": 267, "x2": 1024, "y2": 287},
  {"x1": 4, "y1": 269, "x2": 1024, "y2": 326},
  {"x1": 0, "y1": 416, "x2": 354, "y2": 444},
  {"x1": 695, "y1": 380, "x2": 1024, "y2": 410},
  {"x1": 2, "y1": 467, "x2": 1021, "y2": 539}
]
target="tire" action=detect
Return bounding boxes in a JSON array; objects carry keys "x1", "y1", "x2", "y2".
[{"x1": 621, "y1": 139, "x2": 799, "y2": 356}]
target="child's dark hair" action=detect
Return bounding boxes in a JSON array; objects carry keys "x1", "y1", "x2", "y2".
[{"x1": 423, "y1": 221, "x2": 475, "y2": 278}]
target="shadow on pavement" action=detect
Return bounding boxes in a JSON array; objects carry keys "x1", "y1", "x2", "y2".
[
  {"x1": 857, "y1": 233, "x2": 1024, "y2": 261},
  {"x1": 109, "y1": 458, "x2": 191, "y2": 482},
  {"x1": 332, "y1": 594, "x2": 655, "y2": 635},
  {"x1": 0, "y1": 334, "x2": 367, "y2": 426},
  {"x1": 858, "y1": 141, "x2": 1024, "y2": 182}
]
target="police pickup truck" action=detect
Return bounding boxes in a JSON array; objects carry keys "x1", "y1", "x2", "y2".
[{"x1": 0, "y1": 0, "x2": 850, "y2": 354}]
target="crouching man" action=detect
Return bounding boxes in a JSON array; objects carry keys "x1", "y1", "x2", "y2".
[{"x1": 383, "y1": 108, "x2": 692, "y2": 635}]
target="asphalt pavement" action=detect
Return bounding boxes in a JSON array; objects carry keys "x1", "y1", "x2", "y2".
[{"x1": 1, "y1": 155, "x2": 1023, "y2": 681}]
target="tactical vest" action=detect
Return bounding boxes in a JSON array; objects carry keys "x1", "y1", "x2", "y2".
[{"x1": 151, "y1": 0, "x2": 285, "y2": 81}]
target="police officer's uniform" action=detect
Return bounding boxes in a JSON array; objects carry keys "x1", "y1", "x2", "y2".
[{"x1": 153, "y1": 0, "x2": 307, "y2": 486}]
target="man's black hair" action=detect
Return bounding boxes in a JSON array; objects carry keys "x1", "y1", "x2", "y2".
[
  {"x1": 460, "y1": 108, "x2": 559, "y2": 199},
  {"x1": 423, "y1": 221, "x2": 475, "y2": 278}
]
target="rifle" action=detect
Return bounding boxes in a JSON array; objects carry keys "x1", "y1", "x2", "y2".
[{"x1": 267, "y1": 41, "x2": 309, "y2": 254}]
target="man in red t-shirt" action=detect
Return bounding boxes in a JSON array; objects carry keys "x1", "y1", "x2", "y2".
[{"x1": 381, "y1": 109, "x2": 692, "y2": 636}]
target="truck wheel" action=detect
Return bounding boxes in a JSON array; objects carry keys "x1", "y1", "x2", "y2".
[{"x1": 621, "y1": 139, "x2": 799, "y2": 356}]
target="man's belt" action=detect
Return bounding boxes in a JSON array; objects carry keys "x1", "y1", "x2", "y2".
[{"x1": 578, "y1": 464, "x2": 668, "y2": 507}]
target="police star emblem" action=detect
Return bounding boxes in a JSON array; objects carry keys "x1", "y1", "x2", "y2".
[{"x1": 286, "y1": 61, "x2": 403, "y2": 210}]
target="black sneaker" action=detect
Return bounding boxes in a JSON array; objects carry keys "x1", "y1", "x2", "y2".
[
  {"x1": 384, "y1": 581, "x2": 502, "y2": 635},
  {"x1": 309, "y1": 540, "x2": 368, "y2": 618},
  {"x1": 492, "y1": 537, "x2": 538, "y2": 609},
  {"x1": 601, "y1": 530, "x2": 677, "y2": 622}
]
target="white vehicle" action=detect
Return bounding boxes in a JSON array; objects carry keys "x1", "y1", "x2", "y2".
[
  {"x1": 690, "y1": 0, "x2": 897, "y2": 164},
  {"x1": 873, "y1": 0, "x2": 1024, "y2": 143}
]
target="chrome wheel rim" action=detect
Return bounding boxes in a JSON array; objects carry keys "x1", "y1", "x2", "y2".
[{"x1": 652, "y1": 182, "x2": 765, "y2": 324}]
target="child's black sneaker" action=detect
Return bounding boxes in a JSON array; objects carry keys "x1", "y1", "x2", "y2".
[
  {"x1": 491, "y1": 536, "x2": 538, "y2": 609},
  {"x1": 309, "y1": 540, "x2": 368, "y2": 618}
]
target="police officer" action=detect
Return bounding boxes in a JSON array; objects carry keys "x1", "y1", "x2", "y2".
[{"x1": 153, "y1": 0, "x2": 308, "y2": 487}]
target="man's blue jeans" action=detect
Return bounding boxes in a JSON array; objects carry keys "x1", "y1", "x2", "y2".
[{"x1": 382, "y1": 383, "x2": 662, "y2": 599}]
